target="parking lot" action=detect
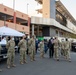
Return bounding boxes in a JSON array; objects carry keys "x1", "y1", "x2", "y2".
[{"x1": 0, "y1": 52, "x2": 76, "y2": 75}]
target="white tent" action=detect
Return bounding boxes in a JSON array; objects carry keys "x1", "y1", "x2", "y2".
[{"x1": 0, "y1": 26, "x2": 25, "y2": 37}]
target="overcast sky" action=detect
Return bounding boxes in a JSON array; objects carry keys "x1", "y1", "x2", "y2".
[{"x1": 0, "y1": 0, "x2": 76, "y2": 20}]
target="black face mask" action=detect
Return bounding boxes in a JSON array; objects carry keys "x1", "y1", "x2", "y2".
[{"x1": 24, "y1": 37, "x2": 27, "y2": 40}]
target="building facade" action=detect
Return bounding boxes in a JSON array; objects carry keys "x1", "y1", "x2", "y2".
[
  {"x1": 30, "y1": 0, "x2": 76, "y2": 38},
  {"x1": 0, "y1": 4, "x2": 30, "y2": 36}
]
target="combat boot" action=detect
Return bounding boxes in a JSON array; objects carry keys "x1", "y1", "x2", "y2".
[
  {"x1": 30, "y1": 59, "x2": 33, "y2": 62},
  {"x1": 7, "y1": 66, "x2": 10, "y2": 69},
  {"x1": 12, "y1": 64, "x2": 16, "y2": 67},
  {"x1": 20, "y1": 62, "x2": 24, "y2": 64},
  {"x1": 57, "y1": 59, "x2": 59, "y2": 61},
  {"x1": 24, "y1": 60, "x2": 28, "y2": 64},
  {"x1": 0, "y1": 69, "x2": 2, "y2": 72}
]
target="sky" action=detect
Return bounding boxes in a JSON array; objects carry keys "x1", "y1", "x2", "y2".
[{"x1": 0, "y1": 0, "x2": 76, "y2": 20}]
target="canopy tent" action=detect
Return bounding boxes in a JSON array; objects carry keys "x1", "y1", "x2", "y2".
[{"x1": 0, "y1": 26, "x2": 25, "y2": 37}]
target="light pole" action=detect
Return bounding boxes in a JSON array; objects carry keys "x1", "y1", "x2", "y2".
[
  {"x1": 13, "y1": 0, "x2": 15, "y2": 10},
  {"x1": 27, "y1": 3, "x2": 29, "y2": 15},
  {"x1": 13, "y1": 0, "x2": 16, "y2": 29}
]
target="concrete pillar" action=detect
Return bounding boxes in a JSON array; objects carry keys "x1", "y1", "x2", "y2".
[
  {"x1": 50, "y1": 27, "x2": 56, "y2": 37},
  {"x1": 32, "y1": 25, "x2": 34, "y2": 36},
  {"x1": 58, "y1": 31, "x2": 60, "y2": 37},
  {"x1": 37, "y1": 25, "x2": 39, "y2": 36}
]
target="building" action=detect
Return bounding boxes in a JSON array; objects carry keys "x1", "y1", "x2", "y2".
[
  {"x1": 0, "y1": 4, "x2": 30, "y2": 36},
  {"x1": 30, "y1": 0, "x2": 76, "y2": 38}
]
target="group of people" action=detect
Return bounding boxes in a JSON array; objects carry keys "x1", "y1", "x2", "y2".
[
  {"x1": 0, "y1": 35, "x2": 72, "y2": 72},
  {"x1": 0, "y1": 35, "x2": 36, "y2": 72},
  {"x1": 48, "y1": 37, "x2": 71, "y2": 62}
]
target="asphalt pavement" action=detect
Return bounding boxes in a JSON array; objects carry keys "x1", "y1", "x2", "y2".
[{"x1": 0, "y1": 52, "x2": 76, "y2": 75}]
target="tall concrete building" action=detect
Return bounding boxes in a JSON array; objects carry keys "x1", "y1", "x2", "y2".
[{"x1": 30, "y1": 0, "x2": 76, "y2": 38}]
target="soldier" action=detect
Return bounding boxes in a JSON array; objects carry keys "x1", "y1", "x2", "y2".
[
  {"x1": 6, "y1": 36, "x2": 8, "y2": 43},
  {"x1": 18, "y1": 35, "x2": 27, "y2": 64},
  {"x1": 28, "y1": 35, "x2": 36, "y2": 61},
  {"x1": 38, "y1": 40, "x2": 44, "y2": 58},
  {"x1": 0, "y1": 45, "x2": 2, "y2": 72},
  {"x1": 6, "y1": 36, "x2": 16, "y2": 69},
  {"x1": 53, "y1": 36, "x2": 60, "y2": 61},
  {"x1": 28, "y1": 39, "x2": 31, "y2": 55},
  {"x1": 61, "y1": 39, "x2": 65, "y2": 56},
  {"x1": 64, "y1": 38, "x2": 71, "y2": 62}
]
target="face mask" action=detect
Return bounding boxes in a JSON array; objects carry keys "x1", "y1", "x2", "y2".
[
  {"x1": 3, "y1": 37, "x2": 6, "y2": 40},
  {"x1": 12, "y1": 38, "x2": 14, "y2": 40},
  {"x1": 62, "y1": 40, "x2": 64, "y2": 42},
  {"x1": 28, "y1": 36, "x2": 30, "y2": 39}
]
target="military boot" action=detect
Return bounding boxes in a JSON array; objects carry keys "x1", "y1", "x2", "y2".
[
  {"x1": 7, "y1": 66, "x2": 10, "y2": 69},
  {"x1": 12, "y1": 64, "x2": 16, "y2": 67},
  {"x1": 0, "y1": 69, "x2": 2, "y2": 72}
]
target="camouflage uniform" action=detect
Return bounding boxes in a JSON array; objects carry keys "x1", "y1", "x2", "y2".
[
  {"x1": 6, "y1": 36, "x2": 8, "y2": 43},
  {"x1": 64, "y1": 40, "x2": 71, "y2": 61},
  {"x1": 28, "y1": 40, "x2": 31, "y2": 54},
  {"x1": 0, "y1": 45, "x2": 2, "y2": 71},
  {"x1": 53, "y1": 38, "x2": 60, "y2": 60},
  {"x1": 39, "y1": 41, "x2": 44, "y2": 58},
  {"x1": 6, "y1": 39, "x2": 15, "y2": 68},
  {"x1": 28, "y1": 38, "x2": 35, "y2": 61},
  {"x1": 61, "y1": 41, "x2": 65, "y2": 56},
  {"x1": 18, "y1": 39, "x2": 27, "y2": 64},
  {"x1": 0, "y1": 45, "x2": 1, "y2": 55}
]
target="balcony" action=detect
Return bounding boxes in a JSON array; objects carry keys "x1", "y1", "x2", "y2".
[{"x1": 0, "y1": 20, "x2": 29, "y2": 34}]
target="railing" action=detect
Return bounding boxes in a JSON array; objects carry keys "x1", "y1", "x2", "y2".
[{"x1": 0, "y1": 20, "x2": 29, "y2": 34}]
